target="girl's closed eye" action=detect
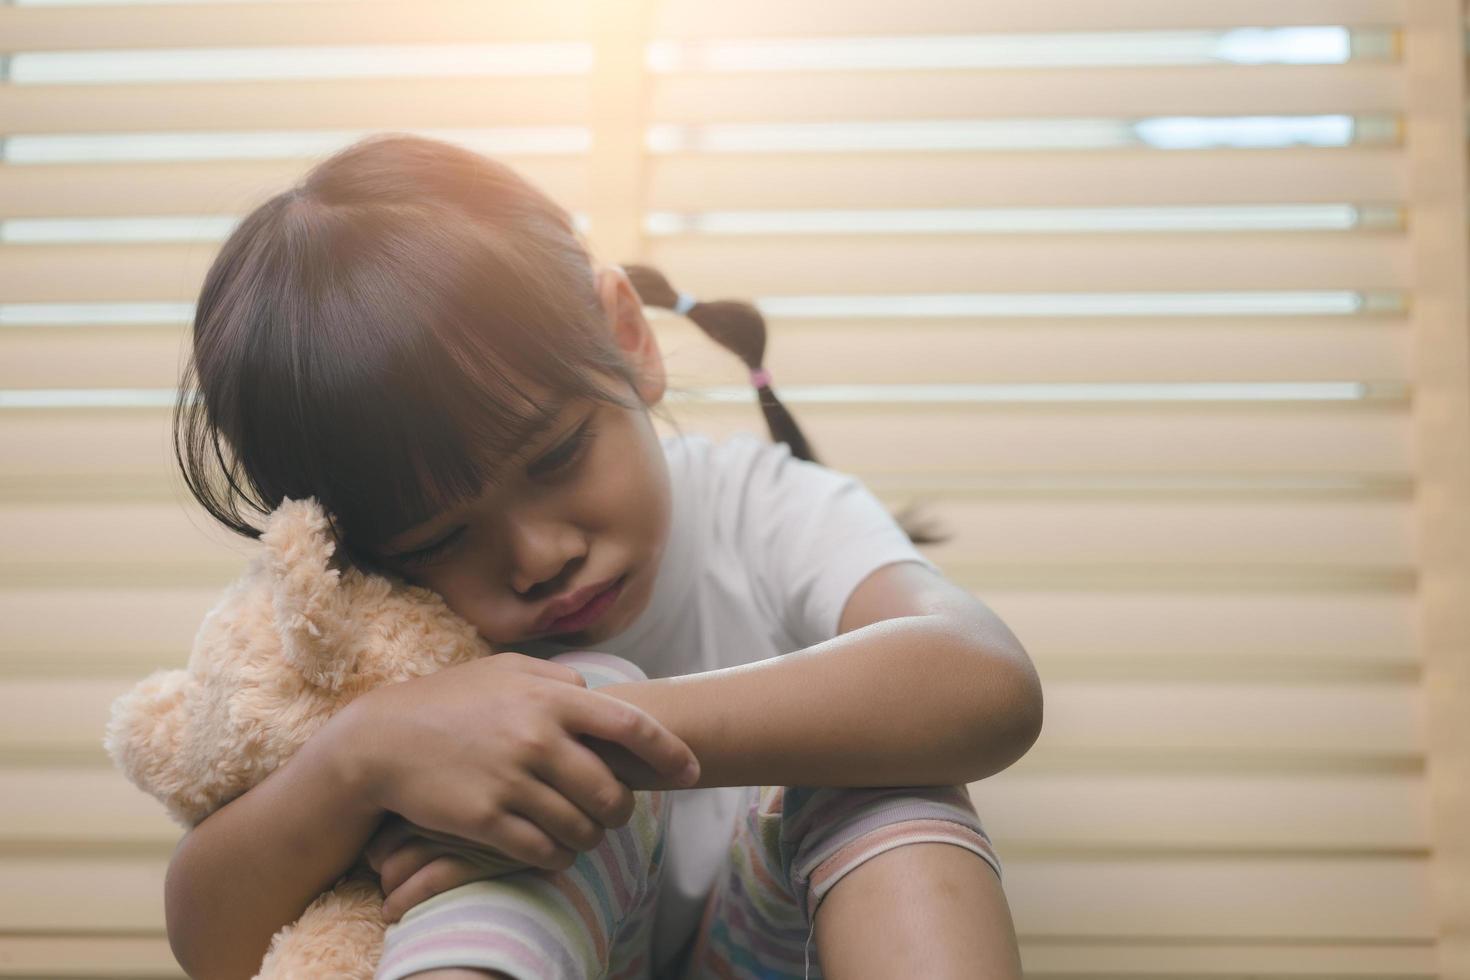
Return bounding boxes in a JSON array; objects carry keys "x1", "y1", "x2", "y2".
[
  {"x1": 528, "y1": 417, "x2": 597, "y2": 480},
  {"x1": 394, "y1": 418, "x2": 598, "y2": 569},
  {"x1": 396, "y1": 526, "x2": 465, "y2": 569}
]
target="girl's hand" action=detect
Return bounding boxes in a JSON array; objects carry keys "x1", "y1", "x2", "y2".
[
  {"x1": 338, "y1": 651, "x2": 698, "y2": 871},
  {"x1": 364, "y1": 814, "x2": 535, "y2": 922}
]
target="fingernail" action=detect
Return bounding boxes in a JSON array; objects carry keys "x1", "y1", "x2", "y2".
[{"x1": 679, "y1": 760, "x2": 700, "y2": 786}]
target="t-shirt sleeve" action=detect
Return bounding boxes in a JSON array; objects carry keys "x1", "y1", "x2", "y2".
[{"x1": 721, "y1": 434, "x2": 942, "y2": 650}]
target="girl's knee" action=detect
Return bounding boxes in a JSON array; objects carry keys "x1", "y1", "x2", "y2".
[{"x1": 773, "y1": 784, "x2": 1000, "y2": 920}]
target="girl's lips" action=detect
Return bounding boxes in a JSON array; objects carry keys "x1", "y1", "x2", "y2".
[{"x1": 540, "y1": 576, "x2": 625, "y2": 635}]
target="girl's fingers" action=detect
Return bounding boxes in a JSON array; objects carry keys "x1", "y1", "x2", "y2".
[
  {"x1": 364, "y1": 814, "x2": 416, "y2": 873},
  {"x1": 482, "y1": 810, "x2": 577, "y2": 872},
  {"x1": 379, "y1": 838, "x2": 449, "y2": 896},
  {"x1": 558, "y1": 688, "x2": 699, "y2": 785},
  {"x1": 510, "y1": 778, "x2": 607, "y2": 853},
  {"x1": 535, "y1": 739, "x2": 636, "y2": 829},
  {"x1": 381, "y1": 855, "x2": 480, "y2": 924}
]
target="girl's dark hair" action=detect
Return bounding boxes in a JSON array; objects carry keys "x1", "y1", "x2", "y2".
[{"x1": 176, "y1": 132, "x2": 941, "y2": 563}]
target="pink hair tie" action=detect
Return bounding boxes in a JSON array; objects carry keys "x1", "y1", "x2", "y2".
[{"x1": 749, "y1": 366, "x2": 773, "y2": 388}]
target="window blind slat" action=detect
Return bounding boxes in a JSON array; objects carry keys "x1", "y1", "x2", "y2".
[
  {"x1": 0, "y1": 318, "x2": 1410, "y2": 389},
  {"x1": 0, "y1": 587, "x2": 1412, "y2": 672},
  {"x1": 651, "y1": 64, "x2": 1403, "y2": 124},
  {"x1": 972, "y1": 771, "x2": 1430, "y2": 850},
  {"x1": 645, "y1": 233, "x2": 1408, "y2": 295},
  {"x1": 646, "y1": 148, "x2": 1405, "y2": 209},
  {"x1": 0, "y1": 933, "x2": 1434, "y2": 980},
  {"x1": 653, "y1": 0, "x2": 1408, "y2": 38},
  {"x1": 1019, "y1": 939, "x2": 1436, "y2": 976},
  {"x1": 0, "y1": 235, "x2": 1407, "y2": 302},
  {"x1": 0, "y1": 405, "x2": 1412, "y2": 482},
  {"x1": 0, "y1": 157, "x2": 589, "y2": 219},
  {"x1": 0, "y1": 78, "x2": 590, "y2": 135},
  {"x1": 0, "y1": 769, "x2": 1429, "y2": 854},
  {"x1": 0, "y1": 676, "x2": 1422, "y2": 768},
  {"x1": 0, "y1": 496, "x2": 1414, "y2": 572},
  {"x1": 0, "y1": 854, "x2": 1433, "y2": 939},
  {"x1": 0, "y1": 934, "x2": 183, "y2": 979},
  {"x1": 0, "y1": 0, "x2": 593, "y2": 53}
]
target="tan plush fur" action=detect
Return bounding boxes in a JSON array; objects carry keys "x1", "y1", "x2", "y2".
[{"x1": 105, "y1": 496, "x2": 495, "y2": 979}]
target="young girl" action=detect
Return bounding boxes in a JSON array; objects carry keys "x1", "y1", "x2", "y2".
[{"x1": 163, "y1": 133, "x2": 1042, "y2": 979}]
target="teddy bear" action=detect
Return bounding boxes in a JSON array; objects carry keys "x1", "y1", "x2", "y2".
[{"x1": 104, "y1": 495, "x2": 508, "y2": 979}]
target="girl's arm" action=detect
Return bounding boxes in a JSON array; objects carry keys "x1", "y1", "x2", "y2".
[
  {"x1": 601, "y1": 560, "x2": 1043, "y2": 789},
  {"x1": 163, "y1": 653, "x2": 698, "y2": 980},
  {"x1": 164, "y1": 714, "x2": 381, "y2": 980}
]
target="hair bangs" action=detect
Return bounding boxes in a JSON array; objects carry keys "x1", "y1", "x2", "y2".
[{"x1": 189, "y1": 183, "x2": 637, "y2": 558}]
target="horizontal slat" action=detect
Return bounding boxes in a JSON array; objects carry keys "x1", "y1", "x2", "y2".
[
  {"x1": 0, "y1": 933, "x2": 1437, "y2": 979},
  {"x1": 666, "y1": 317, "x2": 1412, "y2": 385},
  {"x1": 0, "y1": 157, "x2": 588, "y2": 219},
  {"x1": 652, "y1": 64, "x2": 1403, "y2": 124},
  {"x1": 982, "y1": 589, "x2": 1415, "y2": 668},
  {"x1": 0, "y1": 494, "x2": 1413, "y2": 574},
  {"x1": 645, "y1": 233, "x2": 1410, "y2": 295},
  {"x1": 0, "y1": 769, "x2": 178, "y2": 845},
  {"x1": 646, "y1": 148, "x2": 1407, "y2": 209},
  {"x1": 970, "y1": 770, "x2": 1429, "y2": 851},
  {"x1": 0, "y1": 403, "x2": 1413, "y2": 482},
  {"x1": 0, "y1": 857, "x2": 167, "y2": 932},
  {"x1": 0, "y1": 853, "x2": 1431, "y2": 939},
  {"x1": 0, "y1": 502, "x2": 256, "y2": 571},
  {"x1": 0, "y1": 935, "x2": 183, "y2": 979},
  {"x1": 924, "y1": 496, "x2": 1413, "y2": 568},
  {"x1": 0, "y1": 0, "x2": 591, "y2": 52},
  {"x1": 0, "y1": 677, "x2": 1421, "y2": 762},
  {"x1": 0, "y1": 586, "x2": 222, "y2": 661},
  {"x1": 1019, "y1": 939, "x2": 1435, "y2": 976},
  {"x1": 664, "y1": 402, "x2": 1413, "y2": 477},
  {"x1": 0, "y1": 77, "x2": 589, "y2": 136},
  {"x1": 0, "y1": 316, "x2": 1413, "y2": 390},
  {"x1": 0, "y1": 234, "x2": 1410, "y2": 303},
  {"x1": 1006, "y1": 856, "x2": 1434, "y2": 940},
  {"x1": 653, "y1": 0, "x2": 1407, "y2": 37},
  {"x1": 0, "y1": 586, "x2": 1414, "y2": 678},
  {"x1": 1035, "y1": 681, "x2": 1423, "y2": 762},
  {"x1": 0, "y1": 0, "x2": 1407, "y2": 54},
  {"x1": 1, "y1": 765, "x2": 1425, "y2": 852},
  {"x1": 0, "y1": 327, "x2": 189, "y2": 390},
  {"x1": 5, "y1": 66, "x2": 1399, "y2": 134}
]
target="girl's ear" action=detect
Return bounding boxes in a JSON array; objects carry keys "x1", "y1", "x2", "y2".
[{"x1": 597, "y1": 263, "x2": 666, "y2": 406}]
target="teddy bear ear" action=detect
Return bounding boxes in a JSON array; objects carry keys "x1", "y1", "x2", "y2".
[{"x1": 260, "y1": 496, "x2": 358, "y2": 690}]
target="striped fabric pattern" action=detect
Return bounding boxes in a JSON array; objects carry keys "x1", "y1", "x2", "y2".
[{"x1": 681, "y1": 783, "x2": 1000, "y2": 980}]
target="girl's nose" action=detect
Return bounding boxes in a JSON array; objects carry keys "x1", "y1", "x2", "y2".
[{"x1": 507, "y1": 518, "x2": 587, "y2": 597}]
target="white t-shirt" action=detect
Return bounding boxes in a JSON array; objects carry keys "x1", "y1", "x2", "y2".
[{"x1": 522, "y1": 430, "x2": 940, "y2": 973}]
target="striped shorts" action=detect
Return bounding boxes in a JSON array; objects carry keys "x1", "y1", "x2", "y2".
[{"x1": 374, "y1": 654, "x2": 1002, "y2": 980}]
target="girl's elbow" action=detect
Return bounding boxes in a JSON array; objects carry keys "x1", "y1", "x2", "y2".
[
  {"x1": 966, "y1": 647, "x2": 1044, "y2": 779},
  {"x1": 1011, "y1": 666, "x2": 1044, "y2": 761},
  {"x1": 1009, "y1": 651, "x2": 1044, "y2": 754}
]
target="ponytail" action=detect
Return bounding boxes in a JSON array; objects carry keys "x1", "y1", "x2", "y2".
[{"x1": 622, "y1": 263, "x2": 946, "y2": 547}]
